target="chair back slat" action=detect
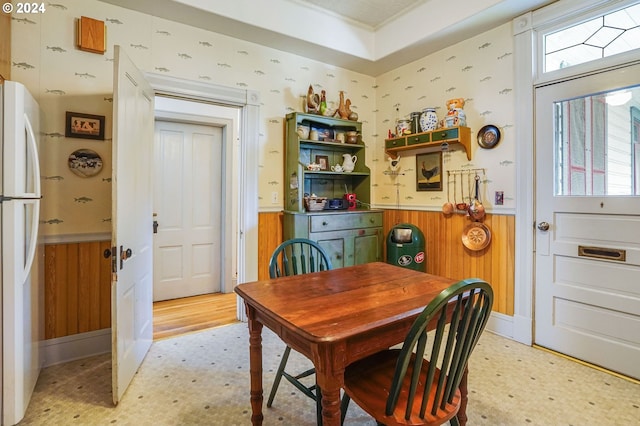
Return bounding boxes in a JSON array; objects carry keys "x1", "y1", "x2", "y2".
[
  {"x1": 269, "y1": 238, "x2": 333, "y2": 279},
  {"x1": 385, "y1": 278, "x2": 494, "y2": 422}
]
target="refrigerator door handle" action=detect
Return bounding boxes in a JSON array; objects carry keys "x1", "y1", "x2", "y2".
[
  {"x1": 25, "y1": 112, "x2": 42, "y2": 197},
  {"x1": 23, "y1": 199, "x2": 41, "y2": 280}
]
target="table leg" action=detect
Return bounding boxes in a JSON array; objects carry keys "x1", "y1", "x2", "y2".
[
  {"x1": 456, "y1": 366, "x2": 469, "y2": 426},
  {"x1": 248, "y1": 317, "x2": 264, "y2": 425},
  {"x1": 319, "y1": 385, "x2": 342, "y2": 426}
]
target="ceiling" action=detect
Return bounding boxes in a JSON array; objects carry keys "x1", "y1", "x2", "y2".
[{"x1": 100, "y1": 0, "x2": 556, "y2": 76}]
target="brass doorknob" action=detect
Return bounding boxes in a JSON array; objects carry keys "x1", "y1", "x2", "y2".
[{"x1": 537, "y1": 221, "x2": 550, "y2": 231}]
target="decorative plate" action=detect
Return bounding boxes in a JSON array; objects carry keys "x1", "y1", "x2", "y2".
[
  {"x1": 68, "y1": 149, "x2": 103, "y2": 177},
  {"x1": 477, "y1": 125, "x2": 501, "y2": 149},
  {"x1": 462, "y1": 222, "x2": 492, "y2": 251}
]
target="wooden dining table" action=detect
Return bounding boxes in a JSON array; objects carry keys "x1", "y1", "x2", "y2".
[{"x1": 234, "y1": 262, "x2": 470, "y2": 426}]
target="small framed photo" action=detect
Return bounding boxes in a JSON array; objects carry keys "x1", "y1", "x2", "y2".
[
  {"x1": 65, "y1": 111, "x2": 105, "y2": 140},
  {"x1": 315, "y1": 155, "x2": 329, "y2": 171},
  {"x1": 416, "y1": 152, "x2": 442, "y2": 191}
]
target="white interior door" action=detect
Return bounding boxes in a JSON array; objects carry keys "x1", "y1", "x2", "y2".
[
  {"x1": 535, "y1": 63, "x2": 640, "y2": 380},
  {"x1": 153, "y1": 120, "x2": 222, "y2": 301},
  {"x1": 111, "y1": 45, "x2": 155, "y2": 403}
]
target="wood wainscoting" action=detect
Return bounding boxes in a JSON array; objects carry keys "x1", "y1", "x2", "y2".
[
  {"x1": 43, "y1": 210, "x2": 514, "y2": 340},
  {"x1": 257, "y1": 210, "x2": 515, "y2": 316},
  {"x1": 44, "y1": 240, "x2": 112, "y2": 339}
]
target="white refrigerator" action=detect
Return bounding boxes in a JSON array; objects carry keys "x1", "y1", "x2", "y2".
[{"x1": 0, "y1": 81, "x2": 44, "y2": 425}]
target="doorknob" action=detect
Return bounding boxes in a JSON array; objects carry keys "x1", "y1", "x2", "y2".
[
  {"x1": 537, "y1": 221, "x2": 550, "y2": 231},
  {"x1": 120, "y1": 246, "x2": 133, "y2": 269}
]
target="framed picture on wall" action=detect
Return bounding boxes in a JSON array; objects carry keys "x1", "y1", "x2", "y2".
[
  {"x1": 315, "y1": 155, "x2": 329, "y2": 171},
  {"x1": 416, "y1": 152, "x2": 442, "y2": 191},
  {"x1": 65, "y1": 111, "x2": 105, "y2": 140}
]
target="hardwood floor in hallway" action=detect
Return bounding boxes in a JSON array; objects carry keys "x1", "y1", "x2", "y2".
[{"x1": 152, "y1": 292, "x2": 239, "y2": 340}]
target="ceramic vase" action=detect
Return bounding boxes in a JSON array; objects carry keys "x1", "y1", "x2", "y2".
[{"x1": 419, "y1": 108, "x2": 437, "y2": 132}]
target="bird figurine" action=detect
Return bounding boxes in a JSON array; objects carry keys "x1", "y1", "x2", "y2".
[
  {"x1": 421, "y1": 162, "x2": 439, "y2": 181},
  {"x1": 337, "y1": 91, "x2": 351, "y2": 119},
  {"x1": 306, "y1": 85, "x2": 320, "y2": 114},
  {"x1": 319, "y1": 90, "x2": 327, "y2": 115}
]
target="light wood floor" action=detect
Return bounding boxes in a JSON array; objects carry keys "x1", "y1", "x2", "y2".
[{"x1": 152, "y1": 292, "x2": 239, "y2": 340}]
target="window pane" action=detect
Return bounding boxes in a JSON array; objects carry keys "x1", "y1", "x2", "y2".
[
  {"x1": 554, "y1": 84, "x2": 640, "y2": 196},
  {"x1": 544, "y1": 3, "x2": 640, "y2": 72}
]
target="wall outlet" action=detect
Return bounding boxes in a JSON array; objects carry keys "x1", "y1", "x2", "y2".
[
  {"x1": 271, "y1": 191, "x2": 279, "y2": 204},
  {"x1": 495, "y1": 191, "x2": 504, "y2": 205}
]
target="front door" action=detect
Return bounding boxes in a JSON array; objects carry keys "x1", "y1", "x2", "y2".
[
  {"x1": 153, "y1": 120, "x2": 223, "y2": 301},
  {"x1": 534, "y1": 63, "x2": 640, "y2": 380},
  {"x1": 111, "y1": 46, "x2": 155, "y2": 403}
]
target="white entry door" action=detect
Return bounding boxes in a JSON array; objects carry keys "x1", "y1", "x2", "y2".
[
  {"x1": 153, "y1": 120, "x2": 223, "y2": 301},
  {"x1": 111, "y1": 46, "x2": 155, "y2": 403},
  {"x1": 535, "y1": 63, "x2": 640, "y2": 380}
]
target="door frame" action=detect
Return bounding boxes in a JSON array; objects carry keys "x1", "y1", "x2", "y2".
[
  {"x1": 512, "y1": 0, "x2": 640, "y2": 345},
  {"x1": 146, "y1": 73, "x2": 259, "y2": 319}
]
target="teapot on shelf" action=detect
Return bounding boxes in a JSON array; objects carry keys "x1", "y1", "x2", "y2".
[
  {"x1": 331, "y1": 164, "x2": 344, "y2": 172},
  {"x1": 341, "y1": 154, "x2": 357, "y2": 172}
]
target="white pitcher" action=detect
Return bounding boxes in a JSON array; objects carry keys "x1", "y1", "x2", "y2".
[{"x1": 342, "y1": 154, "x2": 357, "y2": 172}]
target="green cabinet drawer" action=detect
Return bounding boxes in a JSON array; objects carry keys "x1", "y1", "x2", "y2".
[
  {"x1": 385, "y1": 137, "x2": 406, "y2": 149},
  {"x1": 407, "y1": 133, "x2": 431, "y2": 146},
  {"x1": 310, "y1": 211, "x2": 383, "y2": 232},
  {"x1": 431, "y1": 128, "x2": 459, "y2": 142}
]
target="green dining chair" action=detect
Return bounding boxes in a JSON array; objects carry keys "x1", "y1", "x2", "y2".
[
  {"x1": 267, "y1": 238, "x2": 333, "y2": 421},
  {"x1": 340, "y1": 278, "x2": 493, "y2": 426}
]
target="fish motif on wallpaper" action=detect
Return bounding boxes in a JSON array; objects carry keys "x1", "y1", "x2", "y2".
[
  {"x1": 267, "y1": 181, "x2": 278, "y2": 185},
  {"x1": 284, "y1": 77, "x2": 295, "y2": 82},
  {"x1": 44, "y1": 132, "x2": 65, "y2": 138},
  {"x1": 462, "y1": 65, "x2": 473, "y2": 72},
  {"x1": 236, "y1": 82, "x2": 248, "y2": 87},
  {"x1": 445, "y1": 87, "x2": 457, "y2": 93},
  {"x1": 480, "y1": 76, "x2": 492, "y2": 82},
  {"x1": 42, "y1": 175, "x2": 64, "y2": 180},
  {"x1": 446, "y1": 56, "x2": 456, "y2": 61},
  {"x1": 237, "y1": 50, "x2": 249, "y2": 55},
  {"x1": 155, "y1": 67, "x2": 170, "y2": 72},
  {"x1": 74, "y1": 197, "x2": 93, "y2": 203},
  {"x1": 499, "y1": 88, "x2": 513, "y2": 95},
  {"x1": 130, "y1": 44, "x2": 148, "y2": 50},
  {"x1": 41, "y1": 218, "x2": 63, "y2": 225},
  {"x1": 404, "y1": 85, "x2": 414, "y2": 90},
  {"x1": 13, "y1": 62, "x2": 35, "y2": 70},
  {"x1": 254, "y1": 70, "x2": 265, "y2": 75},
  {"x1": 46, "y1": 46, "x2": 66, "y2": 53},
  {"x1": 217, "y1": 63, "x2": 231, "y2": 68},
  {"x1": 106, "y1": 18, "x2": 123, "y2": 24},
  {"x1": 478, "y1": 42, "x2": 491, "y2": 49},
  {"x1": 405, "y1": 196, "x2": 414, "y2": 200},
  {"x1": 393, "y1": 76, "x2": 401, "y2": 82},
  {"x1": 178, "y1": 53, "x2": 192, "y2": 59},
  {"x1": 12, "y1": 17, "x2": 36, "y2": 24},
  {"x1": 500, "y1": 160, "x2": 514, "y2": 166},
  {"x1": 430, "y1": 76, "x2": 441, "y2": 83},
  {"x1": 102, "y1": 178, "x2": 112, "y2": 183},
  {"x1": 270, "y1": 59, "x2": 280, "y2": 64},
  {"x1": 48, "y1": 3, "x2": 68, "y2": 10},
  {"x1": 199, "y1": 41, "x2": 213, "y2": 47},
  {"x1": 498, "y1": 52, "x2": 513, "y2": 60},
  {"x1": 45, "y1": 89, "x2": 66, "y2": 95},
  {"x1": 199, "y1": 75, "x2": 211, "y2": 80},
  {"x1": 326, "y1": 73, "x2": 335, "y2": 78},
  {"x1": 156, "y1": 30, "x2": 171, "y2": 36},
  {"x1": 479, "y1": 110, "x2": 492, "y2": 116},
  {"x1": 75, "y1": 72, "x2": 96, "y2": 79},
  {"x1": 417, "y1": 67, "x2": 427, "y2": 72}
]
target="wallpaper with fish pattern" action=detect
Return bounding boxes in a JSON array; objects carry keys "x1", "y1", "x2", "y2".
[{"x1": 10, "y1": 0, "x2": 516, "y2": 238}]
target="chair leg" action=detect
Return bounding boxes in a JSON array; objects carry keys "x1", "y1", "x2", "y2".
[
  {"x1": 340, "y1": 394, "x2": 350, "y2": 425},
  {"x1": 316, "y1": 385, "x2": 323, "y2": 426},
  {"x1": 449, "y1": 416, "x2": 460, "y2": 426},
  {"x1": 267, "y1": 346, "x2": 292, "y2": 407}
]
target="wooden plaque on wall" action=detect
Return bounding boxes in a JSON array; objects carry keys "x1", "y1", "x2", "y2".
[{"x1": 76, "y1": 16, "x2": 106, "y2": 54}]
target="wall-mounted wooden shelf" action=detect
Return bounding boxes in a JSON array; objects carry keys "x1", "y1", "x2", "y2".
[{"x1": 385, "y1": 126, "x2": 472, "y2": 160}]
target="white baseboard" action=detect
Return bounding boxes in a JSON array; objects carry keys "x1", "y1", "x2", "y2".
[
  {"x1": 42, "y1": 328, "x2": 111, "y2": 367},
  {"x1": 486, "y1": 311, "x2": 515, "y2": 340}
]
